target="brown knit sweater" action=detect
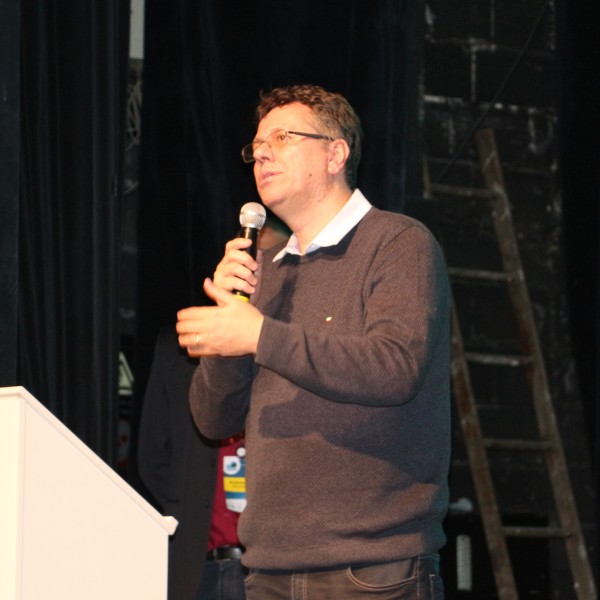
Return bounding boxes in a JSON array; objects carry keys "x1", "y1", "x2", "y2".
[{"x1": 190, "y1": 206, "x2": 451, "y2": 570}]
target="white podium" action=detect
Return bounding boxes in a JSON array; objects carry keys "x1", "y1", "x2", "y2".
[{"x1": 0, "y1": 386, "x2": 177, "y2": 600}]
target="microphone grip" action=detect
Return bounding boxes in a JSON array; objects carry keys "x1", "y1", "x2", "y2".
[
  {"x1": 233, "y1": 226, "x2": 260, "y2": 300},
  {"x1": 237, "y1": 226, "x2": 259, "y2": 259}
]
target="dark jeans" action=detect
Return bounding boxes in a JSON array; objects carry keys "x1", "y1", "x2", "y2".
[
  {"x1": 195, "y1": 558, "x2": 246, "y2": 600},
  {"x1": 244, "y1": 554, "x2": 443, "y2": 600}
]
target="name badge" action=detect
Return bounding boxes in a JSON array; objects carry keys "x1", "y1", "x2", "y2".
[{"x1": 223, "y1": 450, "x2": 246, "y2": 513}]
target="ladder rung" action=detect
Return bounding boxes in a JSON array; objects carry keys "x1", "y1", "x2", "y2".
[
  {"x1": 430, "y1": 183, "x2": 498, "y2": 200},
  {"x1": 463, "y1": 352, "x2": 533, "y2": 366},
  {"x1": 448, "y1": 267, "x2": 512, "y2": 282},
  {"x1": 503, "y1": 525, "x2": 569, "y2": 539},
  {"x1": 483, "y1": 438, "x2": 555, "y2": 451}
]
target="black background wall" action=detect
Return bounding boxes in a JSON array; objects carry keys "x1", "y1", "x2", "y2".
[
  {"x1": 421, "y1": 1, "x2": 598, "y2": 594},
  {"x1": 2, "y1": 0, "x2": 130, "y2": 463}
]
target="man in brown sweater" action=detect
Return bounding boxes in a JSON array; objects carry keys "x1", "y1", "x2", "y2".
[{"x1": 176, "y1": 84, "x2": 450, "y2": 599}]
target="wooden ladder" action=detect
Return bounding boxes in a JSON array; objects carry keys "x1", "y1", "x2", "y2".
[{"x1": 424, "y1": 128, "x2": 596, "y2": 600}]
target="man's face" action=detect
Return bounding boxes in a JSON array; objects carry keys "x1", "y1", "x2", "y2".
[{"x1": 252, "y1": 103, "x2": 332, "y2": 221}]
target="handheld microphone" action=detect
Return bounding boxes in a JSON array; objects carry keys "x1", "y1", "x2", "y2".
[{"x1": 233, "y1": 202, "x2": 267, "y2": 300}]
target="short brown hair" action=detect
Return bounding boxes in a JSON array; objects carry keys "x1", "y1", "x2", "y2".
[{"x1": 255, "y1": 84, "x2": 363, "y2": 189}]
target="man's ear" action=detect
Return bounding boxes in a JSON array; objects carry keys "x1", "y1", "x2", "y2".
[{"x1": 327, "y1": 139, "x2": 350, "y2": 176}]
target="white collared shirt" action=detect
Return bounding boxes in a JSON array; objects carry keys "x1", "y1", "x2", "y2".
[{"x1": 272, "y1": 188, "x2": 372, "y2": 262}]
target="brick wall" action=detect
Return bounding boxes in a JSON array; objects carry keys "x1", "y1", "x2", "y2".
[{"x1": 421, "y1": 1, "x2": 597, "y2": 596}]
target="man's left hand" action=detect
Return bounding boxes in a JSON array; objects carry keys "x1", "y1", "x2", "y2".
[{"x1": 176, "y1": 278, "x2": 264, "y2": 357}]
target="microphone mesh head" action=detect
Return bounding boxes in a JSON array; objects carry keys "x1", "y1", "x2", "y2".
[{"x1": 239, "y1": 202, "x2": 267, "y2": 229}]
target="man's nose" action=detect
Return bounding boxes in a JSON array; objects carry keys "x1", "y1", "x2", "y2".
[{"x1": 253, "y1": 140, "x2": 274, "y2": 163}]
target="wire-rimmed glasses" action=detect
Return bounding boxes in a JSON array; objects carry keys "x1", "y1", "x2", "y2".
[{"x1": 241, "y1": 129, "x2": 335, "y2": 163}]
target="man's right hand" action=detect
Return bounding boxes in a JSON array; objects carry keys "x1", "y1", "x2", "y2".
[{"x1": 213, "y1": 237, "x2": 259, "y2": 296}]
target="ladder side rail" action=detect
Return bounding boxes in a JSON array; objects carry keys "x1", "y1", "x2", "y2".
[
  {"x1": 450, "y1": 304, "x2": 519, "y2": 600},
  {"x1": 475, "y1": 129, "x2": 597, "y2": 600}
]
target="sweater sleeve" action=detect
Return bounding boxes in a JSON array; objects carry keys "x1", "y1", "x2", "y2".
[
  {"x1": 254, "y1": 225, "x2": 451, "y2": 407},
  {"x1": 189, "y1": 354, "x2": 254, "y2": 439}
]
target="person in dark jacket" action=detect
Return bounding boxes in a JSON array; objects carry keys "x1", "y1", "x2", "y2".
[{"x1": 138, "y1": 219, "x2": 289, "y2": 600}]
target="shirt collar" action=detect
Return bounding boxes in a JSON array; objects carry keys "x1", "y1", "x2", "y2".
[{"x1": 272, "y1": 189, "x2": 372, "y2": 262}]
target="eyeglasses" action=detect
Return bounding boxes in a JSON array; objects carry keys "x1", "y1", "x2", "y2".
[{"x1": 241, "y1": 129, "x2": 335, "y2": 163}]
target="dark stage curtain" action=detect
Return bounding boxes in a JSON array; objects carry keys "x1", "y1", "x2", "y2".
[
  {"x1": 18, "y1": 0, "x2": 130, "y2": 464},
  {"x1": 134, "y1": 0, "x2": 419, "y2": 430}
]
